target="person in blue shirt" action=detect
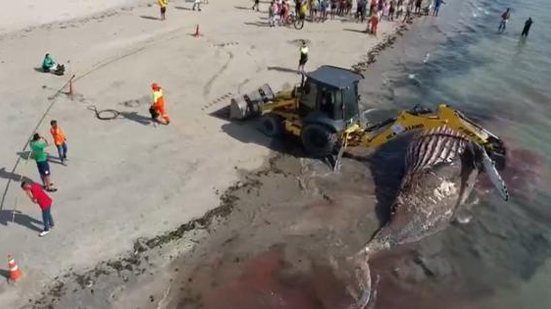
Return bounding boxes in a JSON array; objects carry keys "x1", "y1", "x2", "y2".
[{"x1": 433, "y1": 0, "x2": 445, "y2": 16}]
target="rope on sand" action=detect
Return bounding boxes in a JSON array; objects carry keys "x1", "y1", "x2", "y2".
[{"x1": 87, "y1": 105, "x2": 120, "y2": 120}]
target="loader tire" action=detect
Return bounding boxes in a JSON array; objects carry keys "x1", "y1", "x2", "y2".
[
  {"x1": 260, "y1": 113, "x2": 284, "y2": 137},
  {"x1": 301, "y1": 123, "x2": 337, "y2": 158}
]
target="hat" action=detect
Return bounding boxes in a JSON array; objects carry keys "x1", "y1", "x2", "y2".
[{"x1": 151, "y1": 83, "x2": 160, "y2": 90}]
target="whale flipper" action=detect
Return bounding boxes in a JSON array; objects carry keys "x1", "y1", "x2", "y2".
[{"x1": 481, "y1": 149, "x2": 510, "y2": 201}]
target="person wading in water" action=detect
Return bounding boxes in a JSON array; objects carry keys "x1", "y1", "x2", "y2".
[
  {"x1": 521, "y1": 17, "x2": 533, "y2": 38},
  {"x1": 498, "y1": 8, "x2": 511, "y2": 33}
]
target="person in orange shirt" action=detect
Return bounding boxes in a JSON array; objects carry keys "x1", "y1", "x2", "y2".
[
  {"x1": 149, "y1": 83, "x2": 170, "y2": 125},
  {"x1": 50, "y1": 120, "x2": 68, "y2": 164}
]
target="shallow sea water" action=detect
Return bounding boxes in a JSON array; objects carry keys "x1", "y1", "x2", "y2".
[{"x1": 358, "y1": 0, "x2": 551, "y2": 307}]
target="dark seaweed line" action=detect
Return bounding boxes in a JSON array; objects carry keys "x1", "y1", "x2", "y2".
[{"x1": 351, "y1": 15, "x2": 419, "y2": 73}]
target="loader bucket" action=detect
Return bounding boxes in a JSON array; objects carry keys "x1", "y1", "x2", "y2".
[{"x1": 229, "y1": 84, "x2": 275, "y2": 120}]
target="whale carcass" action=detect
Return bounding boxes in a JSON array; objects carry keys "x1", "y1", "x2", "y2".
[{"x1": 345, "y1": 125, "x2": 509, "y2": 309}]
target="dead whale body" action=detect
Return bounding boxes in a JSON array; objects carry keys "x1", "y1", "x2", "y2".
[{"x1": 345, "y1": 125, "x2": 509, "y2": 309}]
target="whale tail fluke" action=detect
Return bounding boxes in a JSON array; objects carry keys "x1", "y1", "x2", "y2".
[{"x1": 341, "y1": 249, "x2": 377, "y2": 309}]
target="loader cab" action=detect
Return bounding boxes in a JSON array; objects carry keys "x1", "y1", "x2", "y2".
[{"x1": 299, "y1": 66, "x2": 364, "y2": 130}]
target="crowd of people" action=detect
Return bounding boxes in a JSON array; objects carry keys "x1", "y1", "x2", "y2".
[{"x1": 262, "y1": 0, "x2": 446, "y2": 32}]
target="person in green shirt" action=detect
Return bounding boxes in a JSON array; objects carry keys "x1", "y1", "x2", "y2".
[
  {"x1": 30, "y1": 133, "x2": 56, "y2": 192},
  {"x1": 41, "y1": 53, "x2": 65, "y2": 75},
  {"x1": 42, "y1": 54, "x2": 56, "y2": 72}
]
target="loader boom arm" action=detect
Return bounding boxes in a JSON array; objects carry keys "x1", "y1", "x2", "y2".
[{"x1": 354, "y1": 104, "x2": 506, "y2": 168}]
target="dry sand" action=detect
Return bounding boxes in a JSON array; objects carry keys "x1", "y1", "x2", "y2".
[
  {"x1": 0, "y1": 0, "x2": 144, "y2": 34},
  {"x1": 0, "y1": 0, "x2": 409, "y2": 307}
]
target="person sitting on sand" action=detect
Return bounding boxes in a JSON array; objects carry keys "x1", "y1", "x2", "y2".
[{"x1": 41, "y1": 53, "x2": 64, "y2": 75}]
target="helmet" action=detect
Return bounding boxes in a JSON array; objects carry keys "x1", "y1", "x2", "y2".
[{"x1": 151, "y1": 83, "x2": 160, "y2": 90}]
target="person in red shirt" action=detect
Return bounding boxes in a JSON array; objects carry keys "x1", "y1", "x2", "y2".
[
  {"x1": 368, "y1": 9, "x2": 379, "y2": 35},
  {"x1": 21, "y1": 181, "x2": 54, "y2": 237}
]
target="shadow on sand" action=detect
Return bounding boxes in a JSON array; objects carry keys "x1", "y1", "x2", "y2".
[
  {"x1": 15, "y1": 151, "x2": 31, "y2": 161},
  {"x1": 364, "y1": 135, "x2": 410, "y2": 225},
  {"x1": 343, "y1": 28, "x2": 367, "y2": 34},
  {"x1": 244, "y1": 21, "x2": 271, "y2": 27},
  {"x1": 139, "y1": 15, "x2": 161, "y2": 21},
  {"x1": 0, "y1": 209, "x2": 44, "y2": 232},
  {"x1": 119, "y1": 111, "x2": 152, "y2": 126},
  {"x1": 208, "y1": 105, "x2": 306, "y2": 157},
  {"x1": 174, "y1": 6, "x2": 192, "y2": 11},
  {"x1": 234, "y1": 6, "x2": 253, "y2": 10},
  {"x1": 0, "y1": 269, "x2": 9, "y2": 280},
  {"x1": 267, "y1": 66, "x2": 299, "y2": 74},
  {"x1": 0, "y1": 167, "x2": 32, "y2": 183}
]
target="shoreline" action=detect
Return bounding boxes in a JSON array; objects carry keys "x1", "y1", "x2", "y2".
[{"x1": 2, "y1": 1, "x2": 432, "y2": 305}]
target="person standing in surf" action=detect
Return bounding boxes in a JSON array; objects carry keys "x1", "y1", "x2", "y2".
[
  {"x1": 498, "y1": 8, "x2": 511, "y2": 33},
  {"x1": 432, "y1": 0, "x2": 445, "y2": 16},
  {"x1": 521, "y1": 17, "x2": 533, "y2": 38}
]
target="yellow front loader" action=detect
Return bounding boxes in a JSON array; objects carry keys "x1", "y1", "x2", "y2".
[{"x1": 229, "y1": 65, "x2": 506, "y2": 173}]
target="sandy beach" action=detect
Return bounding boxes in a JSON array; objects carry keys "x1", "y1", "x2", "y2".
[{"x1": 0, "y1": 0, "x2": 406, "y2": 307}]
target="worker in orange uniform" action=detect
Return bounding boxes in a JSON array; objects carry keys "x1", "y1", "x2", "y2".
[{"x1": 149, "y1": 83, "x2": 170, "y2": 125}]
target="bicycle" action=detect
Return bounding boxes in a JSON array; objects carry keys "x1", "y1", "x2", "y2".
[{"x1": 286, "y1": 12, "x2": 305, "y2": 30}]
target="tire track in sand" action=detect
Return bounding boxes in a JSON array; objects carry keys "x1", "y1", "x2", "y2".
[{"x1": 203, "y1": 50, "x2": 234, "y2": 98}]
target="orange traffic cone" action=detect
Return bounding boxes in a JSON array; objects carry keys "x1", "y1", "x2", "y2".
[
  {"x1": 194, "y1": 24, "x2": 201, "y2": 38},
  {"x1": 8, "y1": 255, "x2": 22, "y2": 282}
]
